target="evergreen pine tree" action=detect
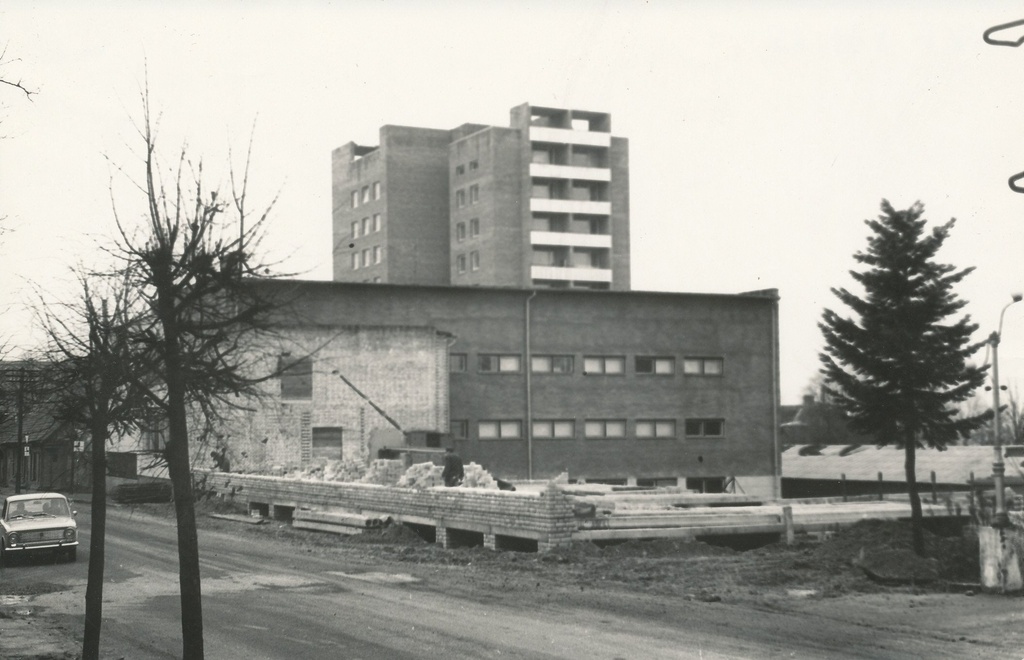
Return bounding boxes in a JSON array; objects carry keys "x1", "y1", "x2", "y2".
[{"x1": 819, "y1": 200, "x2": 988, "y2": 555}]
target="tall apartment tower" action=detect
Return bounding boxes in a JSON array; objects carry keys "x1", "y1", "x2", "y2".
[{"x1": 332, "y1": 103, "x2": 631, "y2": 290}]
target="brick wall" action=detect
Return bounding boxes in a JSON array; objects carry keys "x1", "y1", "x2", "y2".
[
  {"x1": 206, "y1": 325, "x2": 449, "y2": 473},
  {"x1": 203, "y1": 471, "x2": 577, "y2": 549}
]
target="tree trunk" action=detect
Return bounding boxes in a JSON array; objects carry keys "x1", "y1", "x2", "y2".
[
  {"x1": 904, "y1": 432, "x2": 925, "y2": 556},
  {"x1": 82, "y1": 420, "x2": 108, "y2": 660},
  {"x1": 166, "y1": 377, "x2": 204, "y2": 660}
]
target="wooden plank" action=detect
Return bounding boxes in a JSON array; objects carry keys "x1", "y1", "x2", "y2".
[
  {"x1": 294, "y1": 510, "x2": 385, "y2": 527},
  {"x1": 579, "y1": 513, "x2": 781, "y2": 530},
  {"x1": 573, "y1": 523, "x2": 785, "y2": 541},
  {"x1": 292, "y1": 519, "x2": 364, "y2": 536},
  {"x1": 207, "y1": 513, "x2": 267, "y2": 525}
]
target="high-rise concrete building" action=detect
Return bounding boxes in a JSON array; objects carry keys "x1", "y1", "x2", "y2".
[{"x1": 332, "y1": 103, "x2": 630, "y2": 290}]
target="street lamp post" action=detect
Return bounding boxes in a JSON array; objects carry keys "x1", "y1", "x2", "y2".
[{"x1": 990, "y1": 293, "x2": 1023, "y2": 528}]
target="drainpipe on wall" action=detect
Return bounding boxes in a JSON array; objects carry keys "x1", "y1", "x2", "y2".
[
  {"x1": 770, "y1": 292, "x2": 781, "y2": 499},
  {"x1": 525, "y1": 290, "x2": 537, "y2": 480}
]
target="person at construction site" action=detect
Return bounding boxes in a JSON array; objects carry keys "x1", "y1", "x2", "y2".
[{"x1": 442, "y1": 447, "x2": 464, "y2": 487}]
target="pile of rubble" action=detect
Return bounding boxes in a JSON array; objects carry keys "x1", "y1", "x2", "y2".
[
  {"x1": 280, "y1": 458, "x2": 500, "y2": 490},
  {"x1": 360, "y1": 458, "x2": 407, "y2": 485},
  {"x1": 396, "y1": 461, "x2": 444, "y2": 488},
  {"x1": 395, "y1": 461, "x2": 499, "y2": 489}
]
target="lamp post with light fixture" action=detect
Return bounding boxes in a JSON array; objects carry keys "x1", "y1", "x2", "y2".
[{"x1": 990, "y1": 293, "x2": 1023, "y2": 528}]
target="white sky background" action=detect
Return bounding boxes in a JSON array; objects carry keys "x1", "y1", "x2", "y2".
[{"x1": 3, "y1": 1, "x2": 1024, "y2": 406}]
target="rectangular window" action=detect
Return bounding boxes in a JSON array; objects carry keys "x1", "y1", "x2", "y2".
[
  {"x1": 469, "y1": 218, "x2": 479, "y2": 237},
  {"x1": 456, "y1": 222, "x2": 466, "y2": 242},
  {"x1": 685, "y1": 418, "x2": 725, "y2": 438},
  {"x1": 311, "y1": 427, "x2": 343, "y2": 461},
  {"x1": 470, "y1": 251, "x2": 480, "y2": 271},
  {"x1": 636, "y1": 419, "x2": 677, "y2": 438},
  {"x1": 469, "y1": 184, "x2": 479, "y2": 204},
  {"x1": 479, "y1": 354, "x2": 521, "y2": 373},
  {"x1": 455, "y1": 164, "x2": 465, "y2": 176},
  {"x1": 451, "y1": 420, "x2": 469, "y2": 439},
  {"x1": 636, "y1": 356, "x2": 675, "y2": 375},
  {"x1": 583, "y1": 356, "x2": 625, "y2": 375},
  {"x1": 479, "y1": 420, "x2": 522, "y2": 439},
  {"x1": 362, "y1": 217, "x2": 371, "y2": 235},
  {"x1": 351, "y1": 253, "x2": 359, "y2": 270},
  {"x1": 373, "y1": 181, "x2": 381, "y2": 199},
  {"x1": 683, "y1": 357, "x2": 724, "y2": 376},
  {"x1": 372, "y1": 276, "x2": 382, "y2": 283},
  {"x1": 456, "y1": 254, "x2": 467, "y2": 274},
  {"x1": 450, "y1": 353, "x2": 467, "y2": 373},
  {"x1": 456, "y1": 189, "x2": 466, "y2": 207},
  {"x1": 532, "y1": 183, "x2": 551, "y2": 199},
  {"x1": 279, "y1": 356, "x2": 313, "y2": 400},
  {"x1": 373, "y1": 246, "x2": 382, "y2": 264},
  {"x1": 351, "y1": 221, "x2": 359, "y2": 238},
  {"x1": 533, "y1": 420, "x2": 575, "y2": 439},
  {"x1": 531, "y1": 355, "x2": 574, "y2": 374},
  {"x1": 532, "y1": 149, "x2": 551, "y2": 164},
  {"x1": 362, "y1": 248, "x2": 371, "y2": 267},
  {"x1": 585, "y1": 419, "x2": 627, "y2": 438},
  {"x1": 361, "y1": 186, "x2": 370, "y2": 203},
  {"x1": 373, "y1": 213, "x2": 382, "y2": 232},
  {"x1": 351, "y1": 190, "x2": 359, "y2": 208},
  {"x1": 469, "y1": 159, "x2": 478, "y2": 170}
]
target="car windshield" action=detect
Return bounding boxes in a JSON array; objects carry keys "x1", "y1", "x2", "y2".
[{"x1": 5, "y1": 497, "x2": 71, "y2": 520}]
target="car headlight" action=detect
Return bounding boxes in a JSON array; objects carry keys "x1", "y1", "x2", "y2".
[
  {"x1": 64, "y1": 528, "x2": 76, "y2": 541},
  {"x1": 8, "y1": 532, "x2": 18, "y2": 545}
]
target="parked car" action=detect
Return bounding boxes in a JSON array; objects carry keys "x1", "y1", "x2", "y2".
[{"x1": 0, "y1": 492, "x2": 78, "y2": 565}]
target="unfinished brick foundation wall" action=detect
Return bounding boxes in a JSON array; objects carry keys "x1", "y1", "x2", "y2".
[{"x1": 201, "y1": 471, "x2": 576, "y2": 551}]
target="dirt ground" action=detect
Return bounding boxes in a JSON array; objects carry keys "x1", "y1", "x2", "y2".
[{"x1": 5, "y1": 498, "x2": 1023, "y2": 659}]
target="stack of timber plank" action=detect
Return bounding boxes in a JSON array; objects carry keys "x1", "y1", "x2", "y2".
[
  {"x1": 571, "y1": 497, "x2": 956, "y2": 542},
  {"x1": 292, "y1": 508, "x2": 391, "y2": 536}
]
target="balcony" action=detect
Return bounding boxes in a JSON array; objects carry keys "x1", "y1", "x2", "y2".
[
  {"x1": 531, "y1": 265, "x2": 612, "y2": 283},
  {"x1": 529, "y1": 126, "x2": 611, "y2": 147},
  {"x1": 530, "y1": 231, "x2": 612, "y2": 249},
  {"x1": 530, "y1": 198, "x2": 611, "y2": 215},
  {"x1": 529, "y1": 163, "x2": 611, "y2": 182}
]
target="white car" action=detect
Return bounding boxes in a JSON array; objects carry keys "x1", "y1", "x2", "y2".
[{"x1": 0, "y1": 492, "x2": 78, "y2": 564}]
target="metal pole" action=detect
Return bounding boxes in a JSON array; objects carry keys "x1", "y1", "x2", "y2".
[
  {"x1": 991, "y1": 330, "x2": 1010, "y2": 527},
  {"x1": 15, "y1": 368, "x2": 24, "y2": 494}
]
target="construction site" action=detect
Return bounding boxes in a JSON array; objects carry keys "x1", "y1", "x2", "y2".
[{"x1": 200, "y1": 456, "x2": 965, "y2": 554}]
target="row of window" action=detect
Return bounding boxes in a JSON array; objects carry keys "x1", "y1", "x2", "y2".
[
  {"x1": 455, "y1": 218, "x2": 480, "y2": 242},
  {"x1": 455, "y1": 184, "x2": 480, "y2": 208},
  {"x1": 450, "y1": 418, "x2": 725, "y2": 440},
  {"x1": 451, "y1": 354, "x2": 724, "y2": 376},
  {"x1": 351, "y1": 214, "x2": 382, "y2": 238},
  {"x1": 455, "y1": 251, "x2": 480, "y2": 274},
  {"x1": 454, "y1": 160, "x2": 479, "y2": 176},
  {"x1": 351, "y1": 182, "x2": 382, "y2": 209},
  {"x1": 351, "y1": 246, "x2": 383, "y2": 270}
]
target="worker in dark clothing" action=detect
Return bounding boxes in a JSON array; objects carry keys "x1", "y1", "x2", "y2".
[{"x1": 442, "y1": 447, "x2": 465, "y2": 487}]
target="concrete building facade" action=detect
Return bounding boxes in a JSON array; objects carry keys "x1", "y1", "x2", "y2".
[
  {"x1": 332, "y1": 103, "x2": 630, "y2": 290},
  {"x1": 262, "y1": 280, "x2": 781, "y2": 499}
]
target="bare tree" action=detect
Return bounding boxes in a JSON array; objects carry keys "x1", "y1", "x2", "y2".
[
  {"x1": 108, "y1": 92, "x2": 279, "y2": 660},
  {"x1": 41, "y1": 274, "x2": 142, "y2": 660},
  {"x1": 0, "y1": 44, "x2": 35, "y2": 101},
  {"x1": 1, "y1": 43, "x2": 36, "y2": 239}
]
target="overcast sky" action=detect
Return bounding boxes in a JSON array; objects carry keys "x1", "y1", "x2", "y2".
[{"x1": 3, "y1": 1, "x2": 1024, "y2": 405}]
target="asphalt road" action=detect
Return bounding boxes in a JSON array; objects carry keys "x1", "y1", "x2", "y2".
[{"x1": 3, "y1": 506, "x2": 1023, "y2": 659}]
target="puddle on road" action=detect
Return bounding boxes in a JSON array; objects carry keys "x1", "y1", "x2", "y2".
[{"x1": 328, "y1": 571, "x2": 420, "y2": 584}]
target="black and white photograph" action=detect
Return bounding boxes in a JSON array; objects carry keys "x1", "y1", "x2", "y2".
[{"x1": 2, "y1": 2, "x2": 1024, "y2": 658}]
